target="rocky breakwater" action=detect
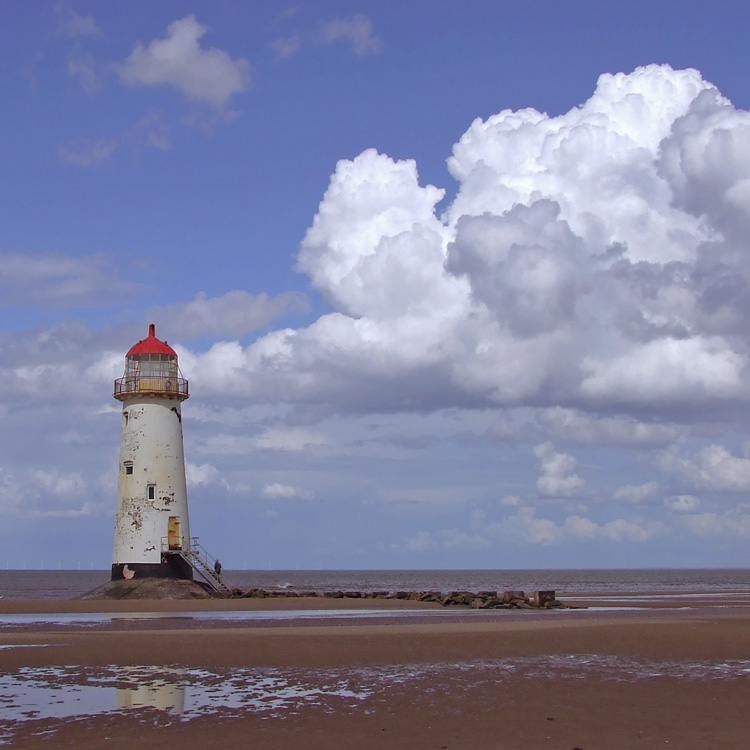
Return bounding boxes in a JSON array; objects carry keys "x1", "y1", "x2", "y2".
[{"x1": 230, "y1": 587, "x2": 571, "y2": 609}]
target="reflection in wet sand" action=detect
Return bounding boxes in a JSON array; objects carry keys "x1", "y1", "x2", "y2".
[
  {"x1": 116, "y1": 667, "x2": 186, "y2": 715},
  {"x1": 1, "y1": 655, "x2": 749, "y2": 731}
]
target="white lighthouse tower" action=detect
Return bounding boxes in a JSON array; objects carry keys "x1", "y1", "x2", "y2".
[{"x1": 111, "y1": 324, "x2": 193, "y2": 582}]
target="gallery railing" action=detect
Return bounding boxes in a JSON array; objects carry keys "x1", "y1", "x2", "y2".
[{"x1": 114, "y1": 375, "x2": 189, "y2": 398}]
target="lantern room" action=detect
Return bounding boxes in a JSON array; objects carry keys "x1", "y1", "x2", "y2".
[{"x1": 114, "y1": 323, "x2": 189, "y2": 401}]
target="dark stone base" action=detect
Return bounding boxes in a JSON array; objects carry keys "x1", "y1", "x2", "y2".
[
  {"x1": 111, "y1": 555, "x2": 193, "y2": 582},
  {"x1": 80, "y1": 578, "x2": 213, "y2": 600}
]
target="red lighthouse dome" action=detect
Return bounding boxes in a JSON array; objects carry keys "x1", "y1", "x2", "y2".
[{"x1": 126, "y1": 323, "x2": 178, "y2": 357}]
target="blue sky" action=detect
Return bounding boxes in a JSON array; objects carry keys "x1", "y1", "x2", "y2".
[{"x1": 3, "y1": 1, "x2": 750, "y2": 570}]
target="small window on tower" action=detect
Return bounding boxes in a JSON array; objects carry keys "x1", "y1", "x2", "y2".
[
  {"x1": 124, "y1": 461, "x2": 133, "y2": 475},
  {"x1": 147, "y1": 484, "x2": 156, "y2": 501},
  {"x1": 123, "y1": 412, "x2": 129, "y2": 425}
]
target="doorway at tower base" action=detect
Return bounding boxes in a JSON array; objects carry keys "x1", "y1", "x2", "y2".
[{"x1": 111, "y1": 555, "x2": 194, "y2": 582}]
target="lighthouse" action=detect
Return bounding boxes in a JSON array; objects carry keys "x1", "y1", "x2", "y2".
[{"x1": 111, "y1": 324, "x2": 193, "y2": 582}]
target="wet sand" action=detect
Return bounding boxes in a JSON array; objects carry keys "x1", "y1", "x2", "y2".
[{"x1": 1, "y1": 595, "x2": 749, "y2": 749}]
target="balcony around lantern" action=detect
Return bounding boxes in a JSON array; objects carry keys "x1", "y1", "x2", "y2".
[{"x1": 114, "y1": 375, "x2": 189, "y2": 400}]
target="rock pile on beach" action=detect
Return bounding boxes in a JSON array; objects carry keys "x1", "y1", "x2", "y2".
[
  {"x1": 232, "y1": 587, "x2": 567, "y2": 609},
  {"x1": 81, "y1": 578, "x2": 570, "y2": 608}
]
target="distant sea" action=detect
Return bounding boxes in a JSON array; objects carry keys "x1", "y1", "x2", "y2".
[{"x1": 1, "y1": 569, "x2": 750, "y2": 600}]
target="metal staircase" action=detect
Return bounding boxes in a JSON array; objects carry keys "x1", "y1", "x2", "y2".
[{"x1": 163, "y1": 536, "x2": 231, "y2": 595}]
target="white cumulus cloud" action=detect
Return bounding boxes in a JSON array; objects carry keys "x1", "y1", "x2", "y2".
[
  {"x1": 185, "y1": 462, "x2": 224, "y2": 487},
  {"x1": 534, "y1": 442, "x2": 585, "y2": 497},
  {"x1": 118, "y1": 16, "x2": 251, "y2": 109},
  {"x1": 658, "y1": 444, "x2": 750, "y2": 492},
  {"x1": 175, "y1": 64, "x2": 750, "y2": 423},
  {"x1": 31, "y1": 470, "x2": 85, "y2": 497},
  {"x1": 499, "y1": 506, "x2": 659, "y2": 545}
]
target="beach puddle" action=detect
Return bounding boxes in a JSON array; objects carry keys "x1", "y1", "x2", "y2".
[
  {"x1": 1, "y1": 654, "x2": 749, "y2": 739},
  {"x1": 0, "y1": 608, "x2": 467, "y2": 628},
  {"x1": 0, "y1": 663, "x2": 372, "y2": 733}
]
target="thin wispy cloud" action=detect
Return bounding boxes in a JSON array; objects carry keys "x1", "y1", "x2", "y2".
[
  {"x1": 53, "y1": 4, "x2": 101, "y2": 38},
  {"x1": 66, "y1": 53, "x2": 101, "y2": 95},
  {"x1": 320, "y1": 14, "x2": 382, "y2": 55},
  {"x1": 271, "y1": 13, "x2": 381, "y2": 60},
  {"x1": 57, "y1": 112, "x2": 171, "y2": 166}
]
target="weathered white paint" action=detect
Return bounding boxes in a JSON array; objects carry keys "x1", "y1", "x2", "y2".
[{"x1": 112, "y1": 395, "x2": 191, "y2": 565}]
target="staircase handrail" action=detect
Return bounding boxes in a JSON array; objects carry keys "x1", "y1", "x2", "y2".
[
  {"x1": 159, "y1": 536, "x2": 231, "y2": 594},
  {"x1": 189, "y1": 537, "x2": 219, "y2": 570}
]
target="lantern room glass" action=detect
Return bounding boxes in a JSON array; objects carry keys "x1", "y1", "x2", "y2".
[{"x1": 116, "y1": 352, "x2": 188, "y2": 399}]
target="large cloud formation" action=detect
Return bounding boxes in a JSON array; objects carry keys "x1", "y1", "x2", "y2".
[
  {"x1": 189, "y1": 65, "x2": 749, "y2": 426},
  {"x1": 5, "y1": 63, "x2": 750, "y2": 564}
]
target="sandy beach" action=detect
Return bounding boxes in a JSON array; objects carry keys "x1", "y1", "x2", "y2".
[{"x1": 0, "y1": 594, "x2": 749, "y2": 749}]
